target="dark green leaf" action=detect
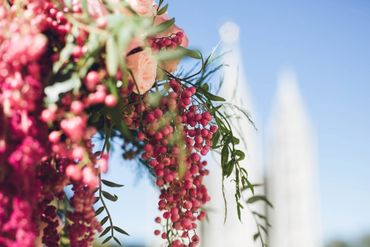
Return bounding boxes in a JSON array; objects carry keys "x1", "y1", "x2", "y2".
[
  {"x1": 114, "y1": 226, "x2": 130, "y2": 236},
  {"x1": 259, "y1": 224, "x2": 268, "y2": 234},
  {"x1": 204, "y1": 91, "x2": 226, "y2": 102},
  {"x1": 100, "y1": 216, "x2": 109, "y2": 226},
  {"x1": 247, "y1": 195, "x2": 273, "y2": 208},
  {"x1": 157, "y1": 3, "x2": 168, "y2": 15},
  {"x1": 253, "y1": 232, "x2": 260, "y2": 241},
  {"x1": 211, "y1": 130, "x2": 220, "y2": 148},
  {"x1": 113, "y1": 236, "x2": 122, "y2": 246},
  {"x1": 94, "y1": 197, "x2": 100, "y2": 204},
  {"x1": 102, "y1": 235, "x2": 112, "y2": 244},
  {"x1": 234, "y1": 149, "x2": 245, "y2": 161},
  {"x1": 99, "y1": 226, "x2": 111, "y2": 237},
  {"x1": 221, "y1": 145, "x2": 229, "y2": 169},
  {"x1": 102, "y1": 179, "x2": 124, "y2": 188},
  {"x1": 95, "y1": 206, "x2": 104, "y2": 216},
  {"x1": 102, "y1": 191, "x2": 118, "y2": 202}
]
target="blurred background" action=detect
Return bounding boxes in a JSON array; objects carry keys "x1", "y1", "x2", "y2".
[{"x1": 96, "y1": 0, "x2": 370, "y2": 246}]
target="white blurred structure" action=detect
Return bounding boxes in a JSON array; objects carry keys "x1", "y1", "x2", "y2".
[
  {"x1": 266, "y1": 71, "x2": 322, "y2": 247},
  {"x1": 201, "y1": 21, "x2": 264, "y2": 247}
]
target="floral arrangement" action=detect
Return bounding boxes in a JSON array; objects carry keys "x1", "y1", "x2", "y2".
[{"x1": 0, "y1": 0, "x2": 270, "y2": 246}]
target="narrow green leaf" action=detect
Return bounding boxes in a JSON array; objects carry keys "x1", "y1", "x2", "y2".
[
  {"x1": 113, "y1": 236, "x2": 122, "y2": 246},
  {"x1": 106, "y1": 37, "x2": 119, "y2": 76},
  {"x1": 100, "y1": 216, "x2": 109, "y2": 226},
  {"x1": 221, "y1": 145, "x2": 229, "y2": 169},
  {"x1": 99, "y1": 226, "x2": 111, "y2": 238},
  {"x1": 114, "y1": 226, "x2": 130, "y2": 236},
  {"x1": 247, "y1": 195, "x2": 273, "y2": 208},
  {"x1": 95, "y1": 206, "x2": 104, "y2": 216},
  {"x1": 154, "y1": 18, "x2": 175, "y2": 34},
  {"x1": 102, "y1": 191, "x2": 118, "y2": 202},
  {"x1": 102, "y1": 179, "x2": 124, "y2": 188},
  {"x1": 177, "y1": 46, "x2": 202, "y2": 59},
  {"x1": 94, "y1": 197, "x2": 100, "y2": 204},
  {"x1": 102, "y1": 235, "x2": 112, "y2": 244},
  {"x1": 155, "y1": 47, "x2": 187, "y2": 62},
  {"x1": 211, "y1": 130, "x2": 220, "y2": 148},
  {"x1": 234, "y1": 149, "x2": 245, "y2": 161},
  {"x1": 204, "y1": 91, "x2": 226, "y2": 102},
  {"x1": 253, "y1": 232, "x2": 260, "y2": 241},
  {"x1": 259, "y1": 224, "x2": 268, "y2": 234},
  {"x1": 157, "y1": 3, "x2": 168, "y2": 15}
]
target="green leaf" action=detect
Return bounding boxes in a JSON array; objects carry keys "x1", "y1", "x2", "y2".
[
  {"x1": 176, "y1": 46, "x2": 202, "y2": 59},
  {"x1": 106, "y1": 36, "x2": 119, "y2": 76},
  {"x1": 253, "y1": 232, "x2": 260, "y2": 241},
  {"x1": 95, "y1": 206, "x2": 104, "y2": 216},
  {"x1": 247, "y1": 195, "x2": 273, "y2": 208},
  {"x1": 100, "y1": 216, "x2": 109, "y2": 226},
  {"x1": 99, "y1": 226, "x2": 111, "y2": 238},
  {"x1": 102, "y1": 179, "x2": 124, "y2": 188},
  {"x1": 155, "y1": 47, "x2": 187, "y2": 62},
  {"x1": 211, "y1": 130, "x2": 221, "y2": 148},
  {"x1": 259, "y1": 224, "x2": 268, "y2": 234},
  {"x1": 203, "y1": 91, "x2": 226, "y2": 102},
  {"x1": 102, "y1": 191, "x2": 118, "y2": 202},
  {"x1": 114, "y1": 226, "x2": 130, "y2": 236},
  {"x1": 236, "y1": 202, "x2": 243, "y2": 220},
  {"x1": 113, "y1": 236, "x2": 122, "y2": 246},
  {"x1": 234, "y1": 149, "x2": 245, "y2": 161},
  {"x1": 157, "y1": 3, "x2": 168, "y2": 15},
  {"x1": 221, "y1": 145, "x2": 229, "y2": 168},
  {"x1": 94, "y1": 197, "x2": 100, "y2": 204},
  {"x1": 151, "y1": 18, "x2": 175, "y2": 35},
  {"x1": 102, "y1": 236, "x2": 112, "y2": 244}
]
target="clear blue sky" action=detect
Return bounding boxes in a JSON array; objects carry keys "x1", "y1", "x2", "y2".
[{"x1": 102, "y1": 0, "x2": 370, "y2": 245}]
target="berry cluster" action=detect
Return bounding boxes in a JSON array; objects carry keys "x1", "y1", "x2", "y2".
[
  {"x1": 124, "y1": 79, "x2": 216, "y2": 246},
  {"x1": 149, "y1": 31, "x2": 185, "y2": 51}
]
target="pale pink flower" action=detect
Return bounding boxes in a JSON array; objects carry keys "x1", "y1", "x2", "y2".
[
  {"x1": 126, "y1": 48, "x2": 157, "y2": 94},
  {"x1": 128, "y1": 0, "x2": 154, "y2": 16}
]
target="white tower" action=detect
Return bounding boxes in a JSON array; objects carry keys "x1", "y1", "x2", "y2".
[
  {"x1": 266, "y1": 70, "x2": 322, "y2": 247},
  {"x1": 201, "y1": 21, "x2": 264, "y2": 247}
]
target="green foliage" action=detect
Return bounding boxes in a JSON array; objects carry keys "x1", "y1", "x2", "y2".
[{"x1": 95, "y1": 177, "x2": 128, "y2": 246}]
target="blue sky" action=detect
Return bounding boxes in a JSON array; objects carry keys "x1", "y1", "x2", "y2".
[{"x1": 102, "y1": 0, "x2": 370, "y2": 245}]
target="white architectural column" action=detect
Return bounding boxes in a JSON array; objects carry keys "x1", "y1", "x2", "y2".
[
  {"x1": 266, "y1": 70, "x2": 322, "y2": 247},
  {"x1": 201, "y1": 21, "x2": 264, "y2": 247}
]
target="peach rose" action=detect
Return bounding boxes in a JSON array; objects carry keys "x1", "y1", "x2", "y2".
[
  {"x1": 126, "y1": 48, "x2": 157, "y2": 94},
  {"x1": 128, "y1": 0, "x2": 154, "y2": 16}
]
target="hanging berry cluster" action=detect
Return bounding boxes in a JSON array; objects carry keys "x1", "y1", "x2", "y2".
[{"x1": 0, "y1": 0, "x2": 256, "y2": 247}]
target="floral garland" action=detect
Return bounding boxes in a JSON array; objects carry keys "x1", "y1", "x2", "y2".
[{"x1": 0, "y1": 0, "x2": 270, "y2": 247}]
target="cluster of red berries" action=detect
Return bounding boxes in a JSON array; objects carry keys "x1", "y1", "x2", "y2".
[
  {"x1": 125, "y1": 79, "x2": 216, "y2": 246},
  {"x1": 149, "y1": 31, "x2": 185, "y2": 51}
]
